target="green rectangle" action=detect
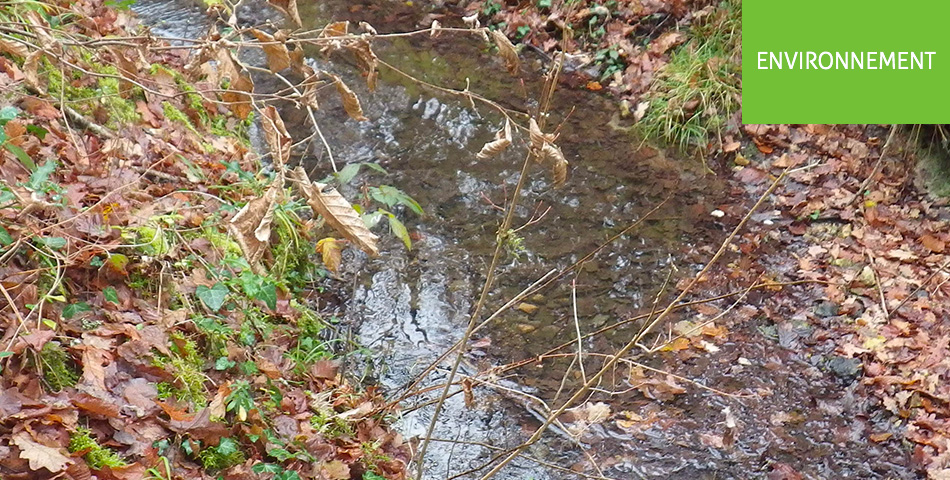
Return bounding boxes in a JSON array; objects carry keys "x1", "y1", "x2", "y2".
[{"x1": 743, "y1": 1, "x2": 949, "y2": 123}]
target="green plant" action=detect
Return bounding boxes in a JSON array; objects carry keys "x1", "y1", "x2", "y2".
[
  {"x1": 69, "y1": 427, "x2": 127, "y2": 469},
  {"x1": 594, "y1": 47, "x2": 624, "y2": 80},
  {"x1": 482, "y1": 1, "x2": 502, "y2": 17},
  {"x1": 638, "y1": 0, "x2": 741, "y2": 154},
  {"x1": 153, "y1": 333, "x2": 208, "y2": 407},
  {"x1": 225, "y1": 380, "x2": 256, "y2": 421},
  {"x1": 197, "y1": 437, "x2": 245, "y2": 471}
]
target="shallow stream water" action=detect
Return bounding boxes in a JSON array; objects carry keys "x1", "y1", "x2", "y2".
[{"x1": 131, "y1": 1, "x2": 917, "y2": 478}]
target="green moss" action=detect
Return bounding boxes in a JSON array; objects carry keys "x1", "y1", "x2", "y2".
[
  {"x1": 153, "y1": 332, "x2": 208, "y2": 407},
  {"x1": 162, "y1": 101, "x2": 200, "y2": 135},
  {"x1": 69, "y1": 427, "x2": 127, "y2": 469},
  {"x1": 40, "y1": 341, "x2": 79, "y2": 392}
]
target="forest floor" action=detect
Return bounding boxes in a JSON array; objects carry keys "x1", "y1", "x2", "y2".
[{"x1": 0, "y1": 1, "x2": 410, "y2": 479}]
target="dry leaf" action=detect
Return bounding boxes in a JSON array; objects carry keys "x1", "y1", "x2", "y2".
[
  {"x1": 292, "y1": 167, "x2": 378, "y2": 256},
  {"x1": 229, "y1": 175, "x2": 283, "y2": 270},
  {"x1": 650, "y1": 31, "x2": 686, "y2": 55},
  {"x1": 12, "y1": 432, "x2": 72, "y2": 473},
  {"x1": 540, "y1": 142, "x2": 568, "y2": 187},
  {"x1": 23, "y1": 50, "x2": 44, "y2": 94},
  {"x1": 299, "y1": 65, "x2": 321, "y2": 110},
  {"x1": 320, "y1": 21, "x2": 349, "y2": 38},
  {"x1": 920, "y1": 234, "x2": 946, "y2": 253},
  {"x1": 528, "y1": 117, "x2": 555, "y2": 150},
  {"x1": 0, "y1": 38, "x2": 29, "y2": 58},
  {"x1": 321, "y1": 460, "x2": 350, "y2": 480},
  {"x1": 215, "y1": 48, "x2": 254, "y2": 119},
  {"x1": 350, "y1": 40, "x2": 379, "y2": 92},
  {"x1": 261, "y1": 105, "x2": 291, "y2": 167},
  {"x1": 490, "y1": 30, "x2": 520, "y2": 76},
  {"x1": 476, "y1": 119, "x2": 512, "y2": 159},
  {"x1": 267, "y1": 0, "x2": 301, "y2": 27},
  {"x1": 250, "y1": 29, "x2": 292, "y2": 73},
  {"x1": 330, "y1": 74, "x2": 368, "y2": 121},
  {"x1": 315, "y1": 237, "x2": 343, "y2": 272}
]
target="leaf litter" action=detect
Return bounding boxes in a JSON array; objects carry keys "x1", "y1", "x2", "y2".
[{"x1": 0, "y1": 0, "x2": 409, "y2": 478}]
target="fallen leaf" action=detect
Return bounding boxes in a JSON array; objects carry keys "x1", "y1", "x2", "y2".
[{"x1": 11, "y1": 432, "x2": 72, "y2": 473}]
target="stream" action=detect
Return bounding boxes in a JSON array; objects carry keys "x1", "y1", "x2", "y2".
[{"x1": 131, "y1": 0, "x2": 917, "y2": 478}]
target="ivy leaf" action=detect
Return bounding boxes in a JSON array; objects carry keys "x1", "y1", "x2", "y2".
[
  {"x1": 103, "y1": 287, "x2": 119, "y2": 305},
  {"x1": 196, "y1": 283, "x2": 229, "y2": 311},
  {"x1": 0, "y1": 106, "x2": 18, "y2": 123},
  {"x1": 215, "y1": 357, "x2": 236, "y2": 370},
  {"x1": 62, "y1": 302, "x2": 91, "y2": 319},
  {"x1": 256, "y1": 282, "x2": 277, "y2": 310}
]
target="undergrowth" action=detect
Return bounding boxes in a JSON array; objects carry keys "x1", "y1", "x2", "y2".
[{"x1": 638, "y1": 0, "x2": 741, "y2": 154}]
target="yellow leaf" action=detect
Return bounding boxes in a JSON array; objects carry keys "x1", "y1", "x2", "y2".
[{"x1": 316, "y1": 237, "x2": 343, "y2": 272}]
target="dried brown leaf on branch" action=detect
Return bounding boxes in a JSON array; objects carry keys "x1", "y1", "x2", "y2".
[
  {"x1": 299, "y1": 64, "x2": 321, "y2": 110},
  {"x1": 476, "y1": 118, "x2": 512, "y2": 159},
  {"x1": 350, "y1": 39, "x2": 379, "y2": 91},
  {"x1": 330, "y1": 74, "x2": 368, "y2": 122},
  {"x1": 490, "y1": 30, "x2": 520, "y2": 76},
  {"x1": 267, "y1": 0, "x2": 301, "y2": 27},
  {"x1": 292, "y1": 167, "x2": 378, "y2": 256},
  {"x1": 250, "y1": 29, "x2": 293, "y2": 73},
  {"x1": 215, "y1": 47, "x2": 254, "y2": 119},
  {"x1": 527, "y1": 118, "x2": 568, "y2": 186},
  {"x1": 229, "y1": 104, "x2": 286, "y2": 271},
  {"x1": 261, "y1": 105, "x2": 291, "y2": 167}
]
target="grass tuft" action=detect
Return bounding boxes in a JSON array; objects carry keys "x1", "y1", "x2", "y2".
[{"x1": 638, "y1": 0, "x2": 741, "y2": 154}]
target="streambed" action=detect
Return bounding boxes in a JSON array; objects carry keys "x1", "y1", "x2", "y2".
[{"x1": 131, "y1": 0, "x2": 917, "y2": 478}]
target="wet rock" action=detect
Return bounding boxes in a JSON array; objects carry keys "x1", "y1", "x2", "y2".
[
  {"x1": 814, "y1": 301, "x2": 840, "y2": 318},
  {"x1": 825, "y1": 356, "x2": 863, "y2": 382},
  {"x1": 517, "y1": 302, "x2": 539, "y2": 314}
]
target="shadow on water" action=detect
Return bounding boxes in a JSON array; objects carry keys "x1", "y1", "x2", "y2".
[{"x1": 132, "y1": 0, "x2": 916, "y2": 478}]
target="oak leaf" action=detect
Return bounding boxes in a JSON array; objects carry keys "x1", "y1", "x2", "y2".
[{"x1": 11, "y1": 432, "x2": 72, "y2": 473}]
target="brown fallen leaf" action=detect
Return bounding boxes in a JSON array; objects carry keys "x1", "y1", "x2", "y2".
[
  {"x1": 920, "y1": 234, "x2": 946, "y2": 253},
  {"x1": 292, "y1": 167, "x2": 378, "y2": 256},
  {"x1": 215, "y1": 47, "x2": 254, "y2": 120},
  {"x1": 0, "y1": 38, "x2": 29, "y2": 58},
  {"x1": 11, "y1": 431, "x2": 73, "y2": 473}
]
